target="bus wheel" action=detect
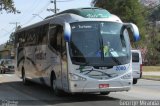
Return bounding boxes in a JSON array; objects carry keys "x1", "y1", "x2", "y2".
[
  {"x1": 133, "y1": 79, "x2": 138, "y2": 84},
  {"x1": 51, "y1": 74, "x2": 61, "y2": 96},
  {"x1": 1, "y1": 69, "x2": 5, "y2": 74},
  {"x1": 3, "y1": 70, "x2": 5, "y2": 74},
  {"x1": 22, "y1": 68, "x2": 28, "y2": 85},
  {"x1": 100, "y1": 92, "x2": 110, "y2": 95}
]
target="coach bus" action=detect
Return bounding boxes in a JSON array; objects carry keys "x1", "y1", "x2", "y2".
[{"x1": 15, "y1": 7, "x2": 140, "y2": 95}]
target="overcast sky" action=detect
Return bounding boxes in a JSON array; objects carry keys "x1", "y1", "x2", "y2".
[{"x1": 0, "y1": 0, "x2": 92, "y2": 45}]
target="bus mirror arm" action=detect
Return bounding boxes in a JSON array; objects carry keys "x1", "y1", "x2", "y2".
[{"x1": 123, "y1": 23, "x2": 140, "y2": 42}]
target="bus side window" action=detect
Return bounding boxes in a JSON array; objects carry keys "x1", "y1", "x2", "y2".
[
  {"x1": 41, "y1": 24, "x2": 48, "y2": 44},
  {"x1": 56, "y1": 26, "x2": 63, "y2": 52},
  {"x1": 37, "y1": 24, "x2": 49, "y2": 45},
  {"x1": 49, "y1": 25, "x2": 57, "y2": 49},
  {"x1": 18, "y1": 32, "x2": 25, "y2": 47},
  {"x1": 49, "y1": 25, "x2": 63, "y2": 52}
]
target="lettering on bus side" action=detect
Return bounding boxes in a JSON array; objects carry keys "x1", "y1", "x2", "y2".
[{"x1": 115, "y1": 66, "x2": 126, "y2": 71}]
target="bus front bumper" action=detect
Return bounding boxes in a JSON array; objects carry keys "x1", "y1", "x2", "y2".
[{"x1": 69, "y1": 80, "x2": 132, "y2": 93}]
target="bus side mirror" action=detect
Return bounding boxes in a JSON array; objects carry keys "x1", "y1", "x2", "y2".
[
  {"x1": 123, "y1": 23, "x2": 140, "y2": 42},
  {"x1": 64, "y1": 23, "x2": 71, "y2": 42}
]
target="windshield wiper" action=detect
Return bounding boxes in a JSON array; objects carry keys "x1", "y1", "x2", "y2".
[{"x1": 110, "y1": 51, "x2": 121, "y2": 65}]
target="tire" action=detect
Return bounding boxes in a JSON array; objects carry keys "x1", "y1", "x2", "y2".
[
  {"x1": 100, "y1": 92, "x2": 110, "y2": 95},
  {"x1": 1, "y1": 69, "x2": 5, "y2": 74},
  {"x1": 22, "y1": 68, "x2": 29, "y2": 85},
  {"x1": 51, "y1": 73, "x2": 62, "y2": 96},
  {"x1": 133, "y1": 79, "x2": 138, "y2": 84},
  {"x1": 3, "y1": 70, "x2": 5, "y2": 74}
]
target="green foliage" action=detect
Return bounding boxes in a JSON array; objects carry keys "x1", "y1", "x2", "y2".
[
  {"x1": 5, "y1": 25, "x2": 21, "y2": 49},
  {"x1": 0, "y1": 0, "x2": 18, "y2": 13},
  {"x1": 144, "y1": 31, "x2": 160, "y2": 65},
  {"x1": 5, "y1": 32, "x2": 15, "y2": 49},
  {"x1": 145, "y1": 5, "x2": 160, "y2": 65},
  {"x1": 149, "y1": 6, "x2": 160, "y2": 21}
]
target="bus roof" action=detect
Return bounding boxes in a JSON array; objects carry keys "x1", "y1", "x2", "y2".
[
  {"x1": 16, "y1": 7, "x2": 122, "y2": 33},
  {"x1": 45, "y1": 7, "x2": 111, "y2": 19}
]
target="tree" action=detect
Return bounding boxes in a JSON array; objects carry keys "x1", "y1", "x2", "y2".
[
  {"x1": 5, "y1": 25, "x2": 21, "y2": 49},
  {"x1": 149, "y1": 6, "x2": 160, "y2": 21},
  {"x1": 145, "y1": 5, "x2": 160, "y2": 65},
  {"x1": 146, "y1": 33, "x2": 160, "y2": 65},
  {"x1": 0, "y1": 0, "x2": 19, "y2": 13},
  {"x1": 5, "y1": 32, "x2": 15, "y2": 49}
]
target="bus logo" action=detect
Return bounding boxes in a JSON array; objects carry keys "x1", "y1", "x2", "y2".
[{"x1": 115, "y1": 66, "x2": 126, "y2": 71}]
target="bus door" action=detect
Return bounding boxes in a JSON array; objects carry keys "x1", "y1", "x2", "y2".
[
  {"x1": 49, "y1": 25, "x2": 69, "y2": 91},
  {"x1": 55, "y1": 26, "x2": 69, "y2": 91},
  {"x1": 49, "y1": 25, "x2": 63, "y2": 89}
]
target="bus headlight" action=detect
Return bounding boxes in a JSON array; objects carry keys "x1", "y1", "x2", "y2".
[
  {"x1": 121, "y1": 73, "x2": 132, "y2": 79},
  {"x1": 69, "y1": 73, "x2": 86, "y2": 81}
]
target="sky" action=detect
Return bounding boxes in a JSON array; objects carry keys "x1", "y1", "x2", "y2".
[{"x1": 0, "y1": 0, "x2": 92, "y2": 45}]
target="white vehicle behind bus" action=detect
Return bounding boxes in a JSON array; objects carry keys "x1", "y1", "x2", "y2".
[
  {"x1": 132, "y1": 50, "x2": 142, "y2": 84},
  {"x1": 15, "y1": 7, "x2": 140, "y2": 96}
]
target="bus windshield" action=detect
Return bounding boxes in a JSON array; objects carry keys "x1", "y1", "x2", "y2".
[{"x1": 69, "y1": 21, "x2": 131, "y2": 67}]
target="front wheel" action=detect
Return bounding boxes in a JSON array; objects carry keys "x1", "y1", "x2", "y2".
[
  {"x1": 3, "y1": 70, "x2": 5, "y2": 74},
  {"x1": 1, "y1": 69, "x2": 5, "y2": 74},
  {"x1": 51, "y1": 75, "x2": 62, "y2": 96},
  {"x1": 133, "y1": 79, "x2": 138, "y2": 84},
  {"x1": 100, "y1": 92, "x2": 110, "y2": 95}
]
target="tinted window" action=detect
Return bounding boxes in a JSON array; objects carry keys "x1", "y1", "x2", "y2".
[
  {"x1": 37, "y1": 24, "x2": 49, "y2": 45},
  {"x1": 16, "y1": 24, "x2": 49, "y2": 47},
  {"x1": 49, "y1": 25, "x2": 63, "y2": 52},
  {"x1": 25, "y1": 28, "x2": 37, "y2": 46},
  {"x1": 132, "y1": 52, "x2": 139, "y2": 62},
  {"x1": 49, "y1": 25, "x2": 57, "y2": 49},
  {"x1": 16, "y1": 32, "x2": 25, "y2": 47}
]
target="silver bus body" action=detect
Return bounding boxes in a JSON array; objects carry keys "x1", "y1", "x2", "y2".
[{"x1": 15, "y1": 8, "x2": 140, "y2": 94}]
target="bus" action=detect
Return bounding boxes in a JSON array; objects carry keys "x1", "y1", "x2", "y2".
[{"x1": 15, "y1": 7, "x2": 140, "y2": 95}]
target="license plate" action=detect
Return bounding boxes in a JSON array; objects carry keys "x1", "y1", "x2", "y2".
[{"x1": 99, "y1": 84, "x2": 109, "y2": 88}]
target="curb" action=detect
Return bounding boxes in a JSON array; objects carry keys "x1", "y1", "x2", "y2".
[{"x1": 141, "y1": 78, "x2": 160, "y2": 81}]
